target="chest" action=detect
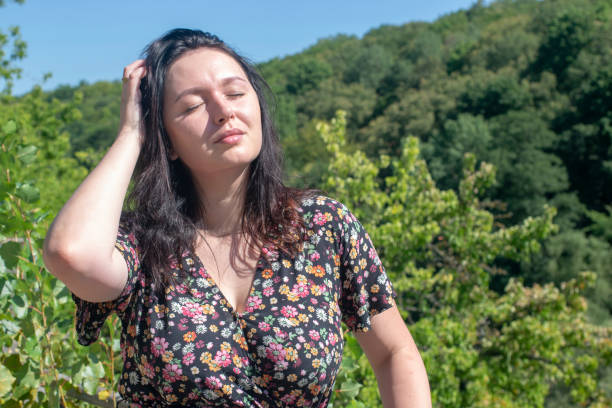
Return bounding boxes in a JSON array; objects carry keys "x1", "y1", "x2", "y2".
[{"x1": 120, "y1": 230, "x2": 345, "y2": 406}]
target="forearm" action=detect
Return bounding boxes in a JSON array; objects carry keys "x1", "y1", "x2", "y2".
[
  {"x1": 44, "y1": 132, "x2": 140, "y2": 271},
  {"x1": 374, "y1": 347, "x2": 432, "y2": 408}
]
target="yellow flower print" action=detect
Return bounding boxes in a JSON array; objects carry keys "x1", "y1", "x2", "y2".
[
  {"x1": 166, "y1": 394, "x2": 178, "y2": 403},
  {"x1": 191, "y1": 366, "x2": 199, "y2": 375},
  {"x1": 333, "y1": 254, "x2": 340, "y2": 266},
  {"x1": 220, "y1": 342, "x2": 231, "y2": 352},
  {"x1": 349, "y1": 247, "x2": 357, "y2": 259},
  {"x1": 309, "y1": 383, "x2": 322, "y2": 395},
  {"x1": 287, "y1": 292, "x2": 299, "y2": 302},
  {"x1": 298, "y1": 313, "x2": 308, "y2": 322},
  {"x1": 359, "y1": 258, "x2": 367, "y2": 269},
  {"x1": 311, "y1": 265, "x2": 325, "y2": 278},
  {"x1": 210, "y1": 325, "x2": 218, "y2": 332},
  {"x1": 296, "y1": 274, "x2": 307, "y2": 284},
  {"x1": 287, "y1": 373, "x2": 297, "y2": 382},
  {"x1": 222, "y1": 385, "x2": 232, "y2": 395},
  {"x1": 310, "y1": 285, "x2": 322, "y2": 296},
  {"x1": 200, "y1": 352, "x2": 212, "y2": 364},
  {"x1": 285, "y1": 347, "x2": 298, "y2": 362},
  {"x1": 162, "y1": 350, "x2": 173, "y2": 363},
  {"x1": 279, "y1": 284, "x2": 289, "y2": 295},
  {"x1": 371, "y1": 284, "x2": 380, "y2": 293},
  {"x1": 282, "y1": 259, "x2": 292, "y2": 268},
  {"x1": 308, "y1": 305, "x2": 315, "y2": 313},
  {"x1": 183, "y1": 331, "x2": 196, "y2": 342},
  {"x1": 233, "y1": 354, "x2": 243, "y2": 367},
  {"x1": 201, "y1": 304, "x2": 214, "y2": 315}
]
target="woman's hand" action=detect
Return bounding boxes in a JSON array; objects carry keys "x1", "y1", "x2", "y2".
[{"x1": 118, "y1": 59, "x2": 147, "y2": 143}]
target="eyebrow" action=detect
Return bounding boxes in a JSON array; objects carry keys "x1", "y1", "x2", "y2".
[{"x1": 174, "y1": 76, "x2": 248, "y2": 102}]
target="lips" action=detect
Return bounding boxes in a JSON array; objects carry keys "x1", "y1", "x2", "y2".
[{"x1": 214, "y1": 128, "x2": 245, "y2": 144}]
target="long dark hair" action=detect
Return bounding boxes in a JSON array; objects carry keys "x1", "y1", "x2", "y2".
[{"x1": 122, "y1": 28, "x2": 312, "y2": 291}]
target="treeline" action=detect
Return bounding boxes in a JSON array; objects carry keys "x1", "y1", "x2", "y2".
[{"x1": 51, "y1": 0, "x2": 612, "y2": 326}]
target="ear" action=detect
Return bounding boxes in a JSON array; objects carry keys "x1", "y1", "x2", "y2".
[{"x1": 169, "y1": 148, "x2": 179, "y2": 160}]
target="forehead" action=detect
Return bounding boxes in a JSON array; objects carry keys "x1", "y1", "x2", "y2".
[{"x1": 164, "y1": 48, "x2": 248, "y2": 93}]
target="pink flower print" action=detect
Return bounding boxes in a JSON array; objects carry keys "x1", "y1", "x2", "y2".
[
  {"x1": 310, "y1": 251, "x2": 320, "y2": 261},
  {"x1": 214, "y1": 350, "x2": 232, "y2": 367},
  {"x1": 368, "y1": 247, "x2": 377, "y2": 259},
  {"x1": 313, "y1": 212, "x2": 326, "y2": 226},
  {"x1": 181, "y1": 302, "x2": 202, "y2": 317},
  {"x1": 329, "y1": 333, "x2": 338, "y2": 346},
  {"x1": 262, "y1": 286, "x2": 275, "y2": 296},
  {"x1": 281, "y1": 393, "x2": 297, "y2": 404},
  {"x1": 162, "y1": 363, "x2": 182, "y2": 383},
  {"x1": 195, "y1": 340, "x2": 206, "y2": 349},
  {"x1": 139, "y1": 361, "x2": 155, "y2": 379},
  {"x1": 266, "y1": 342, "x2": 286, "y2": 363},
  {"x1": 309, "y1": 330, "x2": 320, "y2": 341},
  {"x1": 281, "y1": 305, "x2": 298, "y2": 318},
  {"x1": 205, "y1": 376, "x2": 222, "y2": 389},
  {"x1": 183, "y1": 352, "x2": 195, "y2": 366},
  {"x1": 151, "y1": 337, "x2": 168, "y2": 357},
  {"x1": 258, "y1": 321, "x2": 271, "y2": 332},
  {"x1": 293, "y1": 283, "x2": 309, "y2": 298},
  {"x1": 245, "y1": 295, "x2": 262, "y2": 313}
]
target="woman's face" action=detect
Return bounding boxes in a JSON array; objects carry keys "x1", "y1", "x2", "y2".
[{"x1": 162, "y1": 47, "x2": 262, "y2": 176}]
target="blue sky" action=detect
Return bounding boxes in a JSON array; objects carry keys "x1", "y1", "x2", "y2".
[{"x1": 2, "y1": 0, "x2": 477, "y2": 95}]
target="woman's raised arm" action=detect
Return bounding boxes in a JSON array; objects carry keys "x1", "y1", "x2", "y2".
[{"x1": 43, "y1": 60, "x2": 146, "y2": 303}]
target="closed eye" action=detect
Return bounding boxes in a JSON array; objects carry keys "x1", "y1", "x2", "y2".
[{"x1": 185, "y1": 103, "x2": 203, "y2": 113}]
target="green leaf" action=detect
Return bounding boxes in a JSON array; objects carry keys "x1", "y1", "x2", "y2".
[
  {"x1": 1, "y1": 120, "x2": 17, "y2": 136},
  {"x1": 16, "y1": 145, "x2": 37, "y2": 164},
  {"x1": 0, "y1": 241, "x2": 21, "y2": 270},
  {"x1": 0, "y1": 363, "x2": 16, "y2": 398},
  {"x1": 15, "y1": 183, "x2": 40, "y2": 203},
  {"x1": 338, "y1": 378, "x2": 362, "y2": 399}
]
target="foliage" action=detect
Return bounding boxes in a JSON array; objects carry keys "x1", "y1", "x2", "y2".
[
  {"x1": 0, "y1": 2, "x2": 121, "y2": 405},
  {"x1": 321, "y1": 111, "x2": 611, "y2": 407}
]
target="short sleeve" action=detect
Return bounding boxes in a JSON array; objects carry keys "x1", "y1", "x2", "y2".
[
  {"x1": 71, "y1": 226, "x2": 142, "y2": 346},
  {"x1": 337, "y1": 203, "x2": 397, "y2": 332}
]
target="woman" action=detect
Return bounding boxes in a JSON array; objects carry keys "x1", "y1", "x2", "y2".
[{"x1": 44, "y1": 29, "x2": 431, "y2": 407}]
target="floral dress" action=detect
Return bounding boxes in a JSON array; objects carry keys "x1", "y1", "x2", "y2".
[{"x1": 72, "y1": 196, "x2": 396, "y2": 407}]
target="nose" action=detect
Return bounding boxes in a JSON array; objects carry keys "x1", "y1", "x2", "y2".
[{"x1": 211, "y1": 94, "x2": 234, "y2": 126}]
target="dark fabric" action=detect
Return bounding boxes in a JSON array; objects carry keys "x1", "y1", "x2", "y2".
[{"x1": 72, "y1": 196, "x2": 396, "y2": 407}]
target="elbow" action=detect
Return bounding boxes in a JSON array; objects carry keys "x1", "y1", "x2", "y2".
[{"x1": 43, "y1": 230, "x2": 95, "y2": 279}]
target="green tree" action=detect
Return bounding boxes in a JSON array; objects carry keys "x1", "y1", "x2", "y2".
[{"x1": 321, "y1": 112, "x2": 611, "y2": 408}]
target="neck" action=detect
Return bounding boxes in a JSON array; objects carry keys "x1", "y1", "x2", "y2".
[{"x1": 191, "y1": 165, "x2": 250, "y2": 235}]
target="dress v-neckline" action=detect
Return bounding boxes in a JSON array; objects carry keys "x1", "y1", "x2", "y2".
[{"x1": 191, "y1": 248, "x2": 265, "y2": 316}]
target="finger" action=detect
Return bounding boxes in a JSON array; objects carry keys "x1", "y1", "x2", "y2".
[{"x1": 122, "y1": 60, "x2": 146, "y2": 81}]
